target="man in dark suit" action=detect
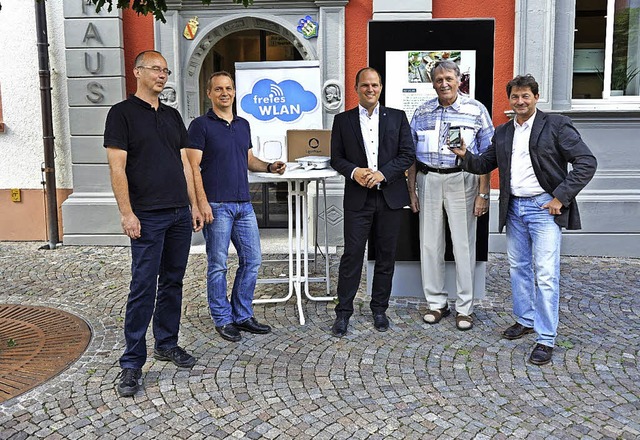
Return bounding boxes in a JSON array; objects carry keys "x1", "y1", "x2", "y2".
[
  {"x1": 330, "y1": 67, "x2": 415, "y2": 337},
  {"x1": 451, "y1": 74, "x2": 597, "y2": 365}
]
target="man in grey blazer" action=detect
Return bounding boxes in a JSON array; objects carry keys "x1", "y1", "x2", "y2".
[{"x1": 450, "y1": 74, "x2": 597, "y2": 365}]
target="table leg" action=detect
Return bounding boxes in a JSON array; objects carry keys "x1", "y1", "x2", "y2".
[
  {"x1": 253, "y1": 181, "x2": 295, "y2": 305},
  {"x1": 304, "y1": 178, "x2": 336, "y2": 302},
  {"x1": 294, "y1": 180, "x2": 305, "y2": 325}
]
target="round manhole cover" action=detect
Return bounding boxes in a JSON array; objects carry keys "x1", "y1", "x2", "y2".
[{"x1": 0, "y1": 304, "x2": 91, "y2": 402}]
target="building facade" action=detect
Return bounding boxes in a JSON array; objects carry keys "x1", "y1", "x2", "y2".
[{"x1": 0, "y1": 0, "x2": 637, "y2": 257}]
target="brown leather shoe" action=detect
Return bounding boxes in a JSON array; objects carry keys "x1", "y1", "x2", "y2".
[
  {"x1": 502, "y1": 322, "x2": 534, "y2": 340},
  {"x1": 529, "y1": 343, "x2": 553, "y2": 365}
]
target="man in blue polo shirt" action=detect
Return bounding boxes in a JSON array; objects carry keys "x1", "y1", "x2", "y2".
[
  {"x1": 187, "y1": 71, "x2": 286, "y2": 342},
  {"x1": 104, "y1": 50, "x2": 203, "y2": 397}
]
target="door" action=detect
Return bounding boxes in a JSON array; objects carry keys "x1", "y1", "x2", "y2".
[{"x1": 199, "y1": 30, "x2": 303, "y2": 228}]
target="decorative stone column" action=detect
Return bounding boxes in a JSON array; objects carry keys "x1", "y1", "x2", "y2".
[{"x1": 61, "y1": 2, "x2": 127, "y2": 245}]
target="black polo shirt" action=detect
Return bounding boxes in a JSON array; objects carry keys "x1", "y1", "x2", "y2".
[
  {"x1": 187, "y1": 109, "x2": 252, "y2": 203},
  {"x1": 104, "y1": 95, "x2": 190, "y2": 212}
]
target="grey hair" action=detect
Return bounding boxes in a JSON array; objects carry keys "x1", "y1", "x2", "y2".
[{"x1": 430, "y1": 60, "x2": 461, "y2": 81}]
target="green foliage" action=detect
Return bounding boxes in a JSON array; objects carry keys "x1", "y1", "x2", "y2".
[
  {"x1": 0, "y1": 1, "x2": 253, "y2": 23},
  {"x1": 89, "y1": 0, "x2": 253, "y2": 23},
  {"x1": 556, "y1": 339, "x2": 574, "y2": 349},
  {"x1": 611, "y1": 66, "x2": 640, "y2": 91}
]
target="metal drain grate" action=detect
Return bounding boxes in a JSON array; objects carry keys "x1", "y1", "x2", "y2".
[{"x1": 0, "y1": 304, "x2": 91, "y2": 403}]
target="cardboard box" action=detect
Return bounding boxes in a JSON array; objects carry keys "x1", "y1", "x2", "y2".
[{"x1": 286, "y1": 129, "x2": 331, "y2": 161}]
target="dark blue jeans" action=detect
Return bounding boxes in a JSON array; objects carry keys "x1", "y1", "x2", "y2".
[{"x1": 119, "y1": 206, "x2": 192, "y2": 369}]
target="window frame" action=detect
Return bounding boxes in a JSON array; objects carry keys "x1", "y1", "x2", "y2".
[{"x1": 571, "y1": 0, "x2": 640, "y2": 110}]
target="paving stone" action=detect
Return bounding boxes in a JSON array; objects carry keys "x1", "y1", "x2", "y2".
[{"x1": 1, "y1": 244, "x2": 639, "y2": 438}]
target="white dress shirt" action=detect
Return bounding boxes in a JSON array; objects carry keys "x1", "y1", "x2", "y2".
[
  {"x1": 510, "y1": 111, "x2": 545, "y2": 197},
  {"x1": 359, "y1": 103, "x2": 380, "y2": 172},
  {"x1": 350, "y1": 103, "x2": 386, "y2": 183}
]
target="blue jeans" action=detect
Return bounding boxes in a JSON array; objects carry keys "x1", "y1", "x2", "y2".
[
  {"x1": 506, "y1": 193, "x2": 562, "y2": 347},
  {"x1": 202, "y1": 202, "x2": 261, "y2": 327},
  {"x1": 120, "y1": 206, "x2": 192, "y2": 369}
]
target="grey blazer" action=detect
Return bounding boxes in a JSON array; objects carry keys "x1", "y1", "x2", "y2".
[{"x1": 459, "y1": 110, "x2": 597, "y2": 231}]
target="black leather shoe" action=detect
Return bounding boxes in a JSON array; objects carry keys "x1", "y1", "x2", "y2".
[
  {"x1": 235, "y1": 317, "x2": 272, "y2": 334},
  {"x1": 215, "y1": 323, "x2": 242, "y2": 342},
  {"x1": 529, "y1": 343, "x2": 553, "y2": 365},
  {"x1": 116, "y1": 368, "x2": 141, "y2": 397},
  {"x1": 373, "y1": 313, "x2": 389, "y2": 332},
  {"x1": 331, "y1": 316, "x2": 349, "y2": 337},
  {"x1": 154, "y1": 346, "x2": 197, "y2": 368},
  {"x1": 502, "y1": 322, "x2": 534, "y2": 340}
]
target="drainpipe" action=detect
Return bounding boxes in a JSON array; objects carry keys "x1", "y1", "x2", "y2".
[{"x1": 35, "y1": 0, "x2": 59, "y2": 249}]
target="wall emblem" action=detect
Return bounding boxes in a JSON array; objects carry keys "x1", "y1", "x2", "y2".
[
  {"x1": 297, "y1": 16, "x2": 318, "y2": 40},
  {"x1": 183, "y1": 17, "x2": 199, "y2": 40}
]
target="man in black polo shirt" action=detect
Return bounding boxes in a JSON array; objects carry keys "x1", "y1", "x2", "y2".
[
  {"x1": 186, "y1": 71, "x2": 285, "y2": 342},
  {"x1": 104, "y1": 50, "x2": 203, "y2": 397}
]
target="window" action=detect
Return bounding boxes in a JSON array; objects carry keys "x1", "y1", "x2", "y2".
[{"x1": 573, "y1": 0, "x2": 640, "y2": 100}]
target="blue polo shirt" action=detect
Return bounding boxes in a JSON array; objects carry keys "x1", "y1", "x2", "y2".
[{"x1": 187, "y1": 109, "x2": 252, "y2": 203}]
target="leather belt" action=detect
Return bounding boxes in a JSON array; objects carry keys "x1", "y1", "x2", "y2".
[{"x1": 416, "y1": 161, "x2": 462, "y2": 174}]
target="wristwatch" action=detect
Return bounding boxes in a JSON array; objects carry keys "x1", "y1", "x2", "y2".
[{"x1": 478, "y1": 193, "x2": 490, "y2": 200}]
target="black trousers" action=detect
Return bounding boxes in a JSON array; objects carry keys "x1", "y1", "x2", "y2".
[{"x1": 335, "y1": 189, "x2": 403, "y2": 318}]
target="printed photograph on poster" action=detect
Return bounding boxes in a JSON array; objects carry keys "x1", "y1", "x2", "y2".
[{"x1": 385, "y1": 50, "x2": 476, "y2": 120}]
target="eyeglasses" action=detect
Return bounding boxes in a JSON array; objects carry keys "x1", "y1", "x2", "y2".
[{"x1": 136, "y1": 65, "x2": 172, "y2": 76}]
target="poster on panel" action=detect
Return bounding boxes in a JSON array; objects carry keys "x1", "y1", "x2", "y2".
[
  {"x1": 235, "y1": 61, "x2": 322, "y2": 163},
  {"x1": 385, "y1": 50, "x2": 477, "y2": 121}
]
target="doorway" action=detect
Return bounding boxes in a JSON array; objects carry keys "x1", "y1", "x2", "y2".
[{"x1": 199, "y1": 30, "x2": 303, "y2": 228}]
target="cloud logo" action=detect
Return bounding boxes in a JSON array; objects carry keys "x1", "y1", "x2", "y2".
[{"x1": 241, "y1": 79, "x2": 318, "y2": 122}]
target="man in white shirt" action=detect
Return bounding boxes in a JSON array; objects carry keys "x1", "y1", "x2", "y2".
[
  {"x1": 330, "y1": 67, "x2": 415, "y2": 337},
  {"x1": 451, "y1": 74, "x2": 597, "y2": 365}
]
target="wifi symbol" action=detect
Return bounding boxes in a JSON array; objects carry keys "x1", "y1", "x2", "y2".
[{"x1": 270, "y1": 84, "x2": 284, "y2": 97}]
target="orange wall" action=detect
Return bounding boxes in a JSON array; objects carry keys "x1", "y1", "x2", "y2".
[
  {"x1": 122, "y1": 10, "x2": 155, "y2": 95},
  {"x1": 344, "y1": 0, "x2": 373, "y2": 110},
  {"x1": 0, "y1": 189, "x2": 72, "y2": 241},
  {"x1": 433, "y1": 0, "x2": 514, "y2": 126}
]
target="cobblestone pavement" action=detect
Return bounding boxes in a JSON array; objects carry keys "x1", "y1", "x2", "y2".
[{"x1": 0, "y1": 242, "x2": 639, "y2": 439}]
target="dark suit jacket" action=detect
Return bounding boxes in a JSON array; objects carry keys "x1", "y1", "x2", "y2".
[
  {"x1": 459, "y1": 110, "x2": 597, "y2": 231},
  {"x1": 330, "y1": 106, "x2": 415, "y2": 210}
]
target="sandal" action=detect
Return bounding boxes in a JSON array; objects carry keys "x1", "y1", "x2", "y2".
[
  {"x1": 423, "y1": 305, "x2": 450, "y2": 324},
  {"x1": 456, "y1": 313, "x2": 473, "y2": 331}
]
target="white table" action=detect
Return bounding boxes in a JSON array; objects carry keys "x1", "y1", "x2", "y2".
[{"x1": 249, "y1": 167, "x2": 339, "y2": 324}]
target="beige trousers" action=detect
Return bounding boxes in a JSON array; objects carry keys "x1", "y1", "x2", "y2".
[{"x1": 416, "y1": 170, "x2": 478, "y2": 316}]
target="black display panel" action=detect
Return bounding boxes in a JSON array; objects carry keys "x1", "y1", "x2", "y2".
[{"x1": 367, "y1": 19, "x2": 495, "y2": 262}]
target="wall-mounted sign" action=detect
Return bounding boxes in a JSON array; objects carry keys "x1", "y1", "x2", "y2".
[
  {"x1": 240, "y1": 79, "x2": 318, "y2": 122},
  {"x1": 235, "y1": 60, "x2": 322, "y2": 162}
]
